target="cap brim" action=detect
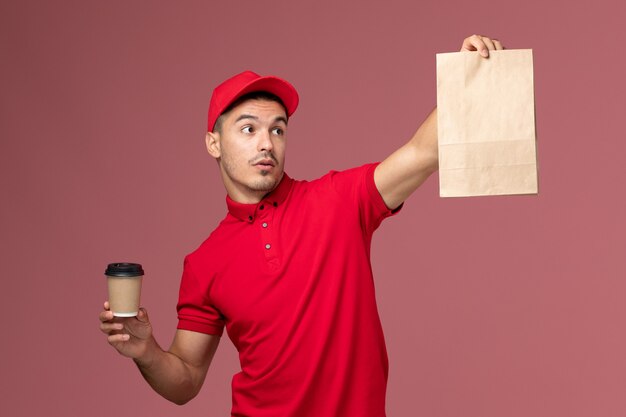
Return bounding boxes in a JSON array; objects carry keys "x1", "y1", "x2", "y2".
[{"x1": 230, "y1": 76, "x2": 299, "y2": 117}]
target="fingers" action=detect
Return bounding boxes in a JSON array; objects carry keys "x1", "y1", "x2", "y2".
[
  {"x1": 461, "y1": 34, "x2": 505, "y2": 58},
  {"x1": 99, "y1": 308, "x2": 114, "y2": 323},
  {"x1": 101, "y1": 317, "x2": 133, "y2": 345},
  {"x1": 100, "y1": 301, "x2": 123, "y2": 336},
  {"x1": 482, "y1": 36, "x2": 496, "y2": 52},
  {"x1": 100, "y1": 315, "x2": 132, "y2": 344},
  {"x1": 100, "y1": 320, "x2": 123, "y2": 333},
  {"x1": 461, "y1": 34, "x2": 489, "y2": 57},
  {"x1": 99, "y1": 306, "x2": 125, "y2": 336},
  {"x1": 108, "y1": 333, "x2": 130, "y2": 343}
]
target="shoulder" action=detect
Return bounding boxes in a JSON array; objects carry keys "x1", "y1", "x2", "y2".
[
  {"x1": 313, "y1": 163, "x2": 380, "y2": 201},
  {"x1": 184, "y1": 215, "x2": 235, "y2": 271},
  {"x1": 295, "y1": 163, "x2": 379, "y2": 193}
]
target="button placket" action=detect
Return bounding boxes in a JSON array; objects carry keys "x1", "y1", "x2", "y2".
[
  {"x1": 259, "y1": 200, "x2": 279, "y2": 264},
  {"x1": 258, "y1": 203, "x2": 270, "y2": 251}
]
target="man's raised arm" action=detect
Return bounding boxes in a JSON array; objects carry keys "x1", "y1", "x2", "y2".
[{"x1": 374, "y1": 34, "x2": 504, "y2": 209}]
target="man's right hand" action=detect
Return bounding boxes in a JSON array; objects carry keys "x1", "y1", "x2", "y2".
[
  {"x1": 99, "y1": 301, "x2": 154, "y2": 362},
  {"x1": 99, "y1": 301, "x2": 221, "y2": 404}
]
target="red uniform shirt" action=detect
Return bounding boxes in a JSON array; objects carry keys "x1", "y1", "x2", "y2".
[{"x1": 177, "y1": 163, "x2": 400, "y2": 417}]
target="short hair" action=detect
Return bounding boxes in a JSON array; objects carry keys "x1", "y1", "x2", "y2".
[{"x1": 213, "y1": 91, "x2": 288, "y2": 134}]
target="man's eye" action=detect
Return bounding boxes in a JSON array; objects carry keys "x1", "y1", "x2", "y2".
[
  {"x1": 271, "y1": 127, "x2": 284, "y2": 135},
  {"x1": 242, "y1": 126, "x2": 253, "y2": 134}
]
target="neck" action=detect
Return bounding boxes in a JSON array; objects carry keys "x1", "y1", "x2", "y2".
[
  {"x1": 222, "y1": 172, "x2": 284, "y2": 205},
  {"x1": 226, "y1": 189, "x2": 267, "y2": 205}
]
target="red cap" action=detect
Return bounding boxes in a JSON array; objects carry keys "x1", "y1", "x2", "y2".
[{"x1": 207, "y1": 70, "x2": 299, "y2": 132}]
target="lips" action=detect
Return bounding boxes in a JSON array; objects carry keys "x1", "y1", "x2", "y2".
[{"x1": 254, "y1": 159, "x2": 275, "y2": 167}]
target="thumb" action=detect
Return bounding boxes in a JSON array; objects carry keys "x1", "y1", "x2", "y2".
[{"x1": 136, "y1": 307, "x2": 150, "y2": 323}]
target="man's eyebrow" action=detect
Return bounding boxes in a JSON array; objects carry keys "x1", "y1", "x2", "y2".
[
  {"x1": 274, "y1": 116, "x2": 288, "y2": 125},
  {"x1": 234, "y1": 114, "x2": 288, "y2": 125},
  {"x1": 234, "y1": 114, "x2": 258, "y2": 123}
]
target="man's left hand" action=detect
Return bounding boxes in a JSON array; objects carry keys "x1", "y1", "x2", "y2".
[{"x1": 460, "y1": 34, "x2": 505, "y2": 57}]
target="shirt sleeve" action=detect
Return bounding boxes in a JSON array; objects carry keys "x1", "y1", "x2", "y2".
[
  {"x1": 176, "y1": 256, "x2": 225, "y2": 336},
  {"x1": 328, "y1": 162, "x2": 403, "y2": 236}
]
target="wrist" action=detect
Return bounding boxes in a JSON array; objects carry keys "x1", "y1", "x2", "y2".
[{"x1": 133, "y1": 335, "x2": 159, "y2": 370}]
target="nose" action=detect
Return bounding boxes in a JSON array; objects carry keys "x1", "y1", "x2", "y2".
[{"x1": 257, "y1": 129, "x2": 273, "y2": 152}]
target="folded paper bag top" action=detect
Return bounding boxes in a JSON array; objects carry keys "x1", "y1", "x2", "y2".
[{"x1": 436, "y1": 49, "x2": 538, "y2": 197}]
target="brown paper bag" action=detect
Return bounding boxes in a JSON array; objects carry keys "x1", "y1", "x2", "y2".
[{"x1": 436, "y1": 49, "x2": 538, "y2": 197}]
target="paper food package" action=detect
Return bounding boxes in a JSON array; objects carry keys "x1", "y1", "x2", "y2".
[{"x1": 436, "y1": 49, "x2": 538, "y2": 197}]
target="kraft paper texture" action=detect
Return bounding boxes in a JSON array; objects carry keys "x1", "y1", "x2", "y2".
[{"x1": 436, "y1": 49, "x2": 538, "y2": 197}]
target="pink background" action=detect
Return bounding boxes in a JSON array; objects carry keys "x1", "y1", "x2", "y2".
[{"x1": 2, "y1": 0, "x2": 625, "y2": 416}]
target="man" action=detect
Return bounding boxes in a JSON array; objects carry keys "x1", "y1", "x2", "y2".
[{"x1": 100, "y1": 35, "x2": 504, "y2": 416}]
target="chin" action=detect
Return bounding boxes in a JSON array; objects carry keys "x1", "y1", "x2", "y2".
[{"x1": 251, "y1": 171, "x2": 282, "y2": 191}]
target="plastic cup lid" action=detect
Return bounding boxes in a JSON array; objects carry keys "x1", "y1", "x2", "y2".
[{"x1": 105, "y1": 262, "x2": 144, "y2": 277}]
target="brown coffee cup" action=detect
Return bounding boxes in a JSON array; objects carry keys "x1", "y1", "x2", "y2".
[{"x1": 105, "y1": 263, "x2": 144, "y2": 317}]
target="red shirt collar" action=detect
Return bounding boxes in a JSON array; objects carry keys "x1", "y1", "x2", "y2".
[{"x1": 226, "y1": 173, "x2": 293, "y2": 223}]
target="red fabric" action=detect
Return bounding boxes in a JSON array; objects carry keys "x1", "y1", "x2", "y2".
[{"x1": 177, "y1": 163, "x2": 400, "y2": 417}]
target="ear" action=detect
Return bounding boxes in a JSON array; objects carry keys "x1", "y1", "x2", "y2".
[{"x1": 205, "y1": 131, "x2": 221, "y2": 159}]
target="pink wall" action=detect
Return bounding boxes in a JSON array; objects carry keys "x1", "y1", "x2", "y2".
[{"x1": 2, "y1": 0, "x2": 625, "y2": 416}]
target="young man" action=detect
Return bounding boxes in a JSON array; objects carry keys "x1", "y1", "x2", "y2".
[{"x1": 100, "y1": 35, "x2": 504, "y2": 416}]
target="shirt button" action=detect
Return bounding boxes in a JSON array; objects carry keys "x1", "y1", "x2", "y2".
[
  {"x1": 265, "y1": 244, "x2": 271, "y2": 250},
  {"x1": 248, "y1": 215, "x2": 253, "y2": 222},
  {"x1": 259, "y1": 205, "x2": 264, "y2": 210},
  {"x1": 262, "y1": 222, "x2": 268, "y2": 228},
  {"x1": 273, "y1": 202, "x2": 278, "y2": 207}
]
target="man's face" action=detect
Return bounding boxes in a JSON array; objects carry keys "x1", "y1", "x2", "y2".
[{"x1": 209, "y1": 98, "x2": 288, "y2": 203}]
